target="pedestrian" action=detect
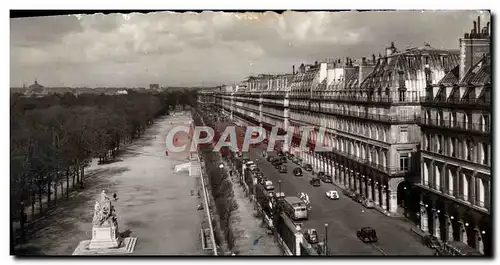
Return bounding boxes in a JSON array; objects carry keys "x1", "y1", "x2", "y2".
[{"x1": 113, "y1": 193, "x2": 118, "y2": 201}]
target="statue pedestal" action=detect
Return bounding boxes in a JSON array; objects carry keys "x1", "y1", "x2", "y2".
[
  {"x1": 88, "y1": 225, "x2": 121, "y2": 250},
  {"x1": 73, "y1": 191, "x2": 138, "y2": 255}
]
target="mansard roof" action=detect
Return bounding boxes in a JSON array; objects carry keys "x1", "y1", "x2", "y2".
[
  {"x1": 437, "y1": 65, "x2": 460, "y2": 86},
  {"x1": 344, "y1": 70, "x2": 359, "y2": 90},
  {"x1": 360, "y1": 45, "x2": 460, "y2": 89},
  {"x1": 437, "y1": 54, "x2": 491, "y2": 87},
  {"x1": 460, "y1": 54, "x2": 491, "y2": 86},
  {"x1": 290, "y1": 67, "x2": 319, "y2": 92}
]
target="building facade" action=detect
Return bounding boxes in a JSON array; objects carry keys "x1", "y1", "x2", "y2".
[
  {"x1": 417, "y1": 18, "x2": 491, "y2": 255},
  {"x1": 197, "y1": 18, "x2": 491, "y2": 255}
]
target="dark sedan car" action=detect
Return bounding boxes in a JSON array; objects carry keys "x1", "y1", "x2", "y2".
[
  {"x1": 302, "y1": 164, "x2": 313, "y2": 171},
  {"x1": 293, "y1": 167, "x2": 303, "y2": 176},
  {"x1": 271, "y1": 159, "x2": 282, "y2": 167},
  {"x1": 343, "y1": 189, "x2": 355, "y2": 198},
  {"x1": 352, "y1": 194, "x2": 364, "y2": 203},
  {"x1": 321, "y1": 175, "x2": 333, "y2": 183},
  {"x1": 422, "y1": 235, "x2": 441, "y2": 249},
  {"x1": 357, "y1": 227, "x2": 378, "y2": 243},
  {"x1": 279, "y1": 165, "x2": 287, "y2": 173},
  {"x1": 310, "y1": 177, "x2": 321, "y2": 187}
]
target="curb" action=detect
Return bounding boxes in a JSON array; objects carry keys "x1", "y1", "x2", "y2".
[{"x1": 330, "y1": 180, "x2": 394, "y2": 218}]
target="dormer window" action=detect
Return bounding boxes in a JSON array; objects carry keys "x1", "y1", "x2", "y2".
[{"x1": 408, "y1": 58, "x2": 414, "y2": 69}]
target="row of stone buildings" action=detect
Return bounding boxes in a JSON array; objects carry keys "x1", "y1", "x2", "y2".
[{"x1": 197, "y1": 18, "x2": 491, "y2": 255}]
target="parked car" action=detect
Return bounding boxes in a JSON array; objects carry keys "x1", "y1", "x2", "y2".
[
  {"x1": 266, "y1": 155, "x2": 274, "y2": 162},
  {"x1": 253, "y1": 171, "x2": 264, "y2": 179},
  {"x1": 277, "y1": 151, "x2": 285, "y2": 157},
  {"x1": 302, "y1": 164, "x2": 313, "y2": 171},
  {"x1": 264, "y1": 180, "x2": 275, "y2": 191},
  {"x1": 362, "y1": 198, "x2": 375, "y2": 208},
  {"x1": 279, "y1": 156, "x2": 287, "y2": 164},
  {"x1": 316, "y1": 171, "x2": 325, "y2": 178},
  {"x1": 304, "y1": 229, "x2": 319, "y2": 244},
  {"x1": 326, "y1": 190, "x2": 340, "y2": 200},
  {"x1": 273, "y1": 162, "x2": 282, "y2": 169},
  {"x1": 279, "y1": 165, "x2": 287, "y2": 173},
  {"x1": 310, "y1": 177, "x2": 321, "y2": 187},
  {"x1": 357, "y1": 227, "x2": 378, "y2": 243},
  {"x1": 321, "y1": 175, "x2": 333, "y2": 183},
  {"x1": 343, "y1": 189, "x2": 355, "y2": 198},
  {"x1": 352, "y1": 194, "x2": 364, "y2": 203},
  {"x1": 421, "y1": 235, "x2": 441, "y2": 249},
  {"x1": 293, "y1": 167, "x2": 303, "y2": 177}
]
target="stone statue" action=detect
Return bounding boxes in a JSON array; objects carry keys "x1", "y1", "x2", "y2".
[
  {"x1": 92, "y1": 190, "x2": 118, "y2": 227},
  {"x1": 88, "y1": 190, "x2": 121, "y2": 250}
]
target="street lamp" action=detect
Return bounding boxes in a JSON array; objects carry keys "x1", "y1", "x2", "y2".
[
  {"x1": 20, "y1": 202, "x2": 25, "y2": 243},
  {"x1": 324, "y1": 223, "x2": 329, "y2": 256}
]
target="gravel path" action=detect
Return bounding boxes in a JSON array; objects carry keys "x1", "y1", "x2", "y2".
[{"x1": 16, "y1": 114, "x2": 204, "y2": 255}]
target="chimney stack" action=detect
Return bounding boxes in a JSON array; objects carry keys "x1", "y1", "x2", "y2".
[
  {"x1": 478, "y1": 16, "x2": 481, "y2": 36},
  {"x1": 362, "y1": 57, "x2": 366, "y2": 65},
  {"x1": 372, "y1": 54, "x2": 376, "y2": 63},
  {"x1": 386, "y1": 42, "x2": 396, "y2": 57},
  {"x1": 293, "y1": 65, "x2": 295, "y2": 75},
  {"x1": 459, "y1": 17, "x2": 491, "y2": 82}
]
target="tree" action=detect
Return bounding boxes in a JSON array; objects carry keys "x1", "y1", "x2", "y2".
[{"x1": 10, "y1": 88, "x2": 198, "y2": 248}]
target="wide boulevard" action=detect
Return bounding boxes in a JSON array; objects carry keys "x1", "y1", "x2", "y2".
[{"x1": 245, "y1": 145, "x2": 433, "y2": 255}]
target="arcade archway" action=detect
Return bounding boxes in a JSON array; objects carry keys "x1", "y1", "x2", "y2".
[{"x1": 396, "y1": 180, "x2": 420, "y2": 222}]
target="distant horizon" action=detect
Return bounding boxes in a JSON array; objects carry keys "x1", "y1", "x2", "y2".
[{"x1": 10, "y1": 84, "x2": 217, "y2": 89}]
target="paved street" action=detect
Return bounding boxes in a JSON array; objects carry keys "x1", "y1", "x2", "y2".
[{"x1": 246, "y1": 146, "x2": 434, "y2": 256}]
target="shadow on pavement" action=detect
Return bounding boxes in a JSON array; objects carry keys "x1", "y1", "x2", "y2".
[{"x1": 120, "y1": 229, "x2": 132, "y2": 238}]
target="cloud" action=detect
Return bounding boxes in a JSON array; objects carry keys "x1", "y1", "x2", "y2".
[{"x1": 10, "y1": 10, "x2": 490, "y2": 87}]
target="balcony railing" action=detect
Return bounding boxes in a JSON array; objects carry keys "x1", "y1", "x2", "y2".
[
  {"x1": 315, "y1": 94, "x2": 421, "y2": 104},
  {"x1": 262, "y1": 101, "x2": 285, "y2": 108},
  {"x1": 420, "y1": 96, "x2": 491, "y2": 106},
  {"x1": 420, "y1": 118, "x2": 490, "y2": 134},
  {"x1": 315, "y1": 108, "x2": 418, "y2": 123},
  {"x1": 310, "y1": 147, "x2": 410, "y2": 176}
]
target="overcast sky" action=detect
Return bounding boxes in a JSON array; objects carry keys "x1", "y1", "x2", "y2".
[{"x1": 10, "y1": 10, "x2": 489, "y2": 88}]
